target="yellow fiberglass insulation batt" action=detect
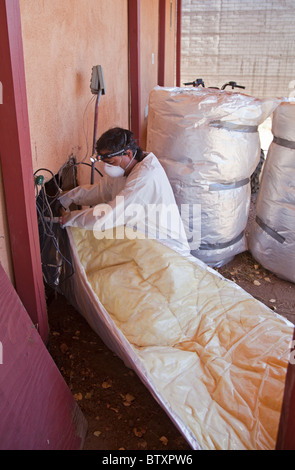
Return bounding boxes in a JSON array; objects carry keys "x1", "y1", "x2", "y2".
[{"x1": 70, "y1": 226, "x2": 293, "y2": 450}]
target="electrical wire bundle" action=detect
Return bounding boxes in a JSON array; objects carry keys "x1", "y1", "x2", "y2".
[
  {"x1": 34, "y1": 93, "x2": 104, "y2": 290},
  {"x1": 34, "y1": 167, "x2": 74, "y2": 290}
]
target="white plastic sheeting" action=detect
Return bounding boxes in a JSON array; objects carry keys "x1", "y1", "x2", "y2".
[
  {"x1": 63, "y1": 227, "x2": 293, "y2": 450},
  {"x1": 146, "y1": 86, "x2": 280, "y2": 266},
  {"x1": 57, "y1": 153, "x2": 293, "y2": 450},
  {"x1": 249, "y1": 101, "x2": 295, "y2": 283}
]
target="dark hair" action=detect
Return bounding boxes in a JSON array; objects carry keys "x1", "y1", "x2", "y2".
[{"x1": 95, "y1": 127, "x2": 144, "y2": 161}]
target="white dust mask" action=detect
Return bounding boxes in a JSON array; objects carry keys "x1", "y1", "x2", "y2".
[
  {"x1": 103, "y1": 150, "x2": 137, "y2": 178},
  {"x1": 104, "y1": 162, "x2": 125, "y2": 178}
]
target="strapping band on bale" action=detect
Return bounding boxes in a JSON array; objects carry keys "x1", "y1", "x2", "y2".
[
  {"x1": 256, "y1": 216, "x2": 285, "y2": 244},
  {"x1": 273, "y1": 136, "x2": 295, "y2": 150},
  {"x1": 199, "y1": 231, "x2": 244, "y2": 250},
  {"x1": 209, "y1": 178, "x2": 249, "y2": 191},
  {"x1": 209, "y1": 121, "x2": 258, "y2": 133}
]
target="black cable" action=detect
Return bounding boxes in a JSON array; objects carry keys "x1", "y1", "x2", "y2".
[
  {"x1": 35, "y1": 179, "x2": 75, "y2": 287},
  {"x1": 80, "y1": 161, "x2": 103, "y2": 177},
  {"x1": 34, "y1": 168, "x2": 62, "y2": 193}
]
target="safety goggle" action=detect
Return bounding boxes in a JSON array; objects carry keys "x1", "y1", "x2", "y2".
[{"x1": 91, "y1": 148, "x2": 128, "y2": 163}]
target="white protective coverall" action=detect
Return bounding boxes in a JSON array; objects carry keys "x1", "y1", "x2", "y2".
[{"x1": 60, "y1": 152, "x2": 191, "y2": 257}]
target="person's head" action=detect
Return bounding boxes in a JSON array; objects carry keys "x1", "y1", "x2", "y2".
[{"x1": 95, "y1": 127, "x2": 143, "y2": 177}]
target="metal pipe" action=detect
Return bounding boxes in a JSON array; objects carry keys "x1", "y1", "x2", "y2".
[
  {"x1": 176, "y1": 0, "x2": 182, "y2": 87},
  {"x1": 91, "y1": 91, "x2": 101, "y2": 184}
]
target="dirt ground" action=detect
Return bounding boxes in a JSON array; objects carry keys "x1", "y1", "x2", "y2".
[{"x1": 47, "y1": 195, "x2": 295, "y2": 451}]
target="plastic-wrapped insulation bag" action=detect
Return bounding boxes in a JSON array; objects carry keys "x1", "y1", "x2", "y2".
[
  {"x1": 249, "y1": 100, "x2": 295, "y2": 282},
  {"x1": 146, "y1": 86, "x2": 280, "y2": 267}
]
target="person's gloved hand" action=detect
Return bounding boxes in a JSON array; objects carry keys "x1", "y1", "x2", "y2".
[{"x1": 59, "y1": 207, "x2": 70, "y2": 226}]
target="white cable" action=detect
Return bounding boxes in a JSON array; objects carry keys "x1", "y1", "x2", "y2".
[{"x1": 80, "y1": 94, "x2": 96, "y2": 163}]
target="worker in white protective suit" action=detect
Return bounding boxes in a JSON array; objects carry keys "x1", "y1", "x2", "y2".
[{"x1": 59, "y1": 127, "x2": 193, "y2": 256}]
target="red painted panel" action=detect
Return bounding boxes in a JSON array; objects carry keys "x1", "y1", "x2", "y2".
[
  {"x1": 0, "y1": 0, "x2": 48, "y2": 341},
  {"x1": 276, "y1": 328, "x2": 295, "y2": 450},
  {"x1": 128, "y1": 0, "x2": 141, "y2": 144},
  {"x1": 0, "y1": 262, "x2": 87, "y2": 450},
  {"x1": 176, "y1": 0, "x2": 182, "y2": 87},
  {"x1": 158, "y1": 0, "x2": 166, "y2": 86}
]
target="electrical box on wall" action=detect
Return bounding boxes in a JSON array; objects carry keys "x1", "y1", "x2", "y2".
[{"x1": 90, "y1": 65, "x2": 105, "y2": 95}]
